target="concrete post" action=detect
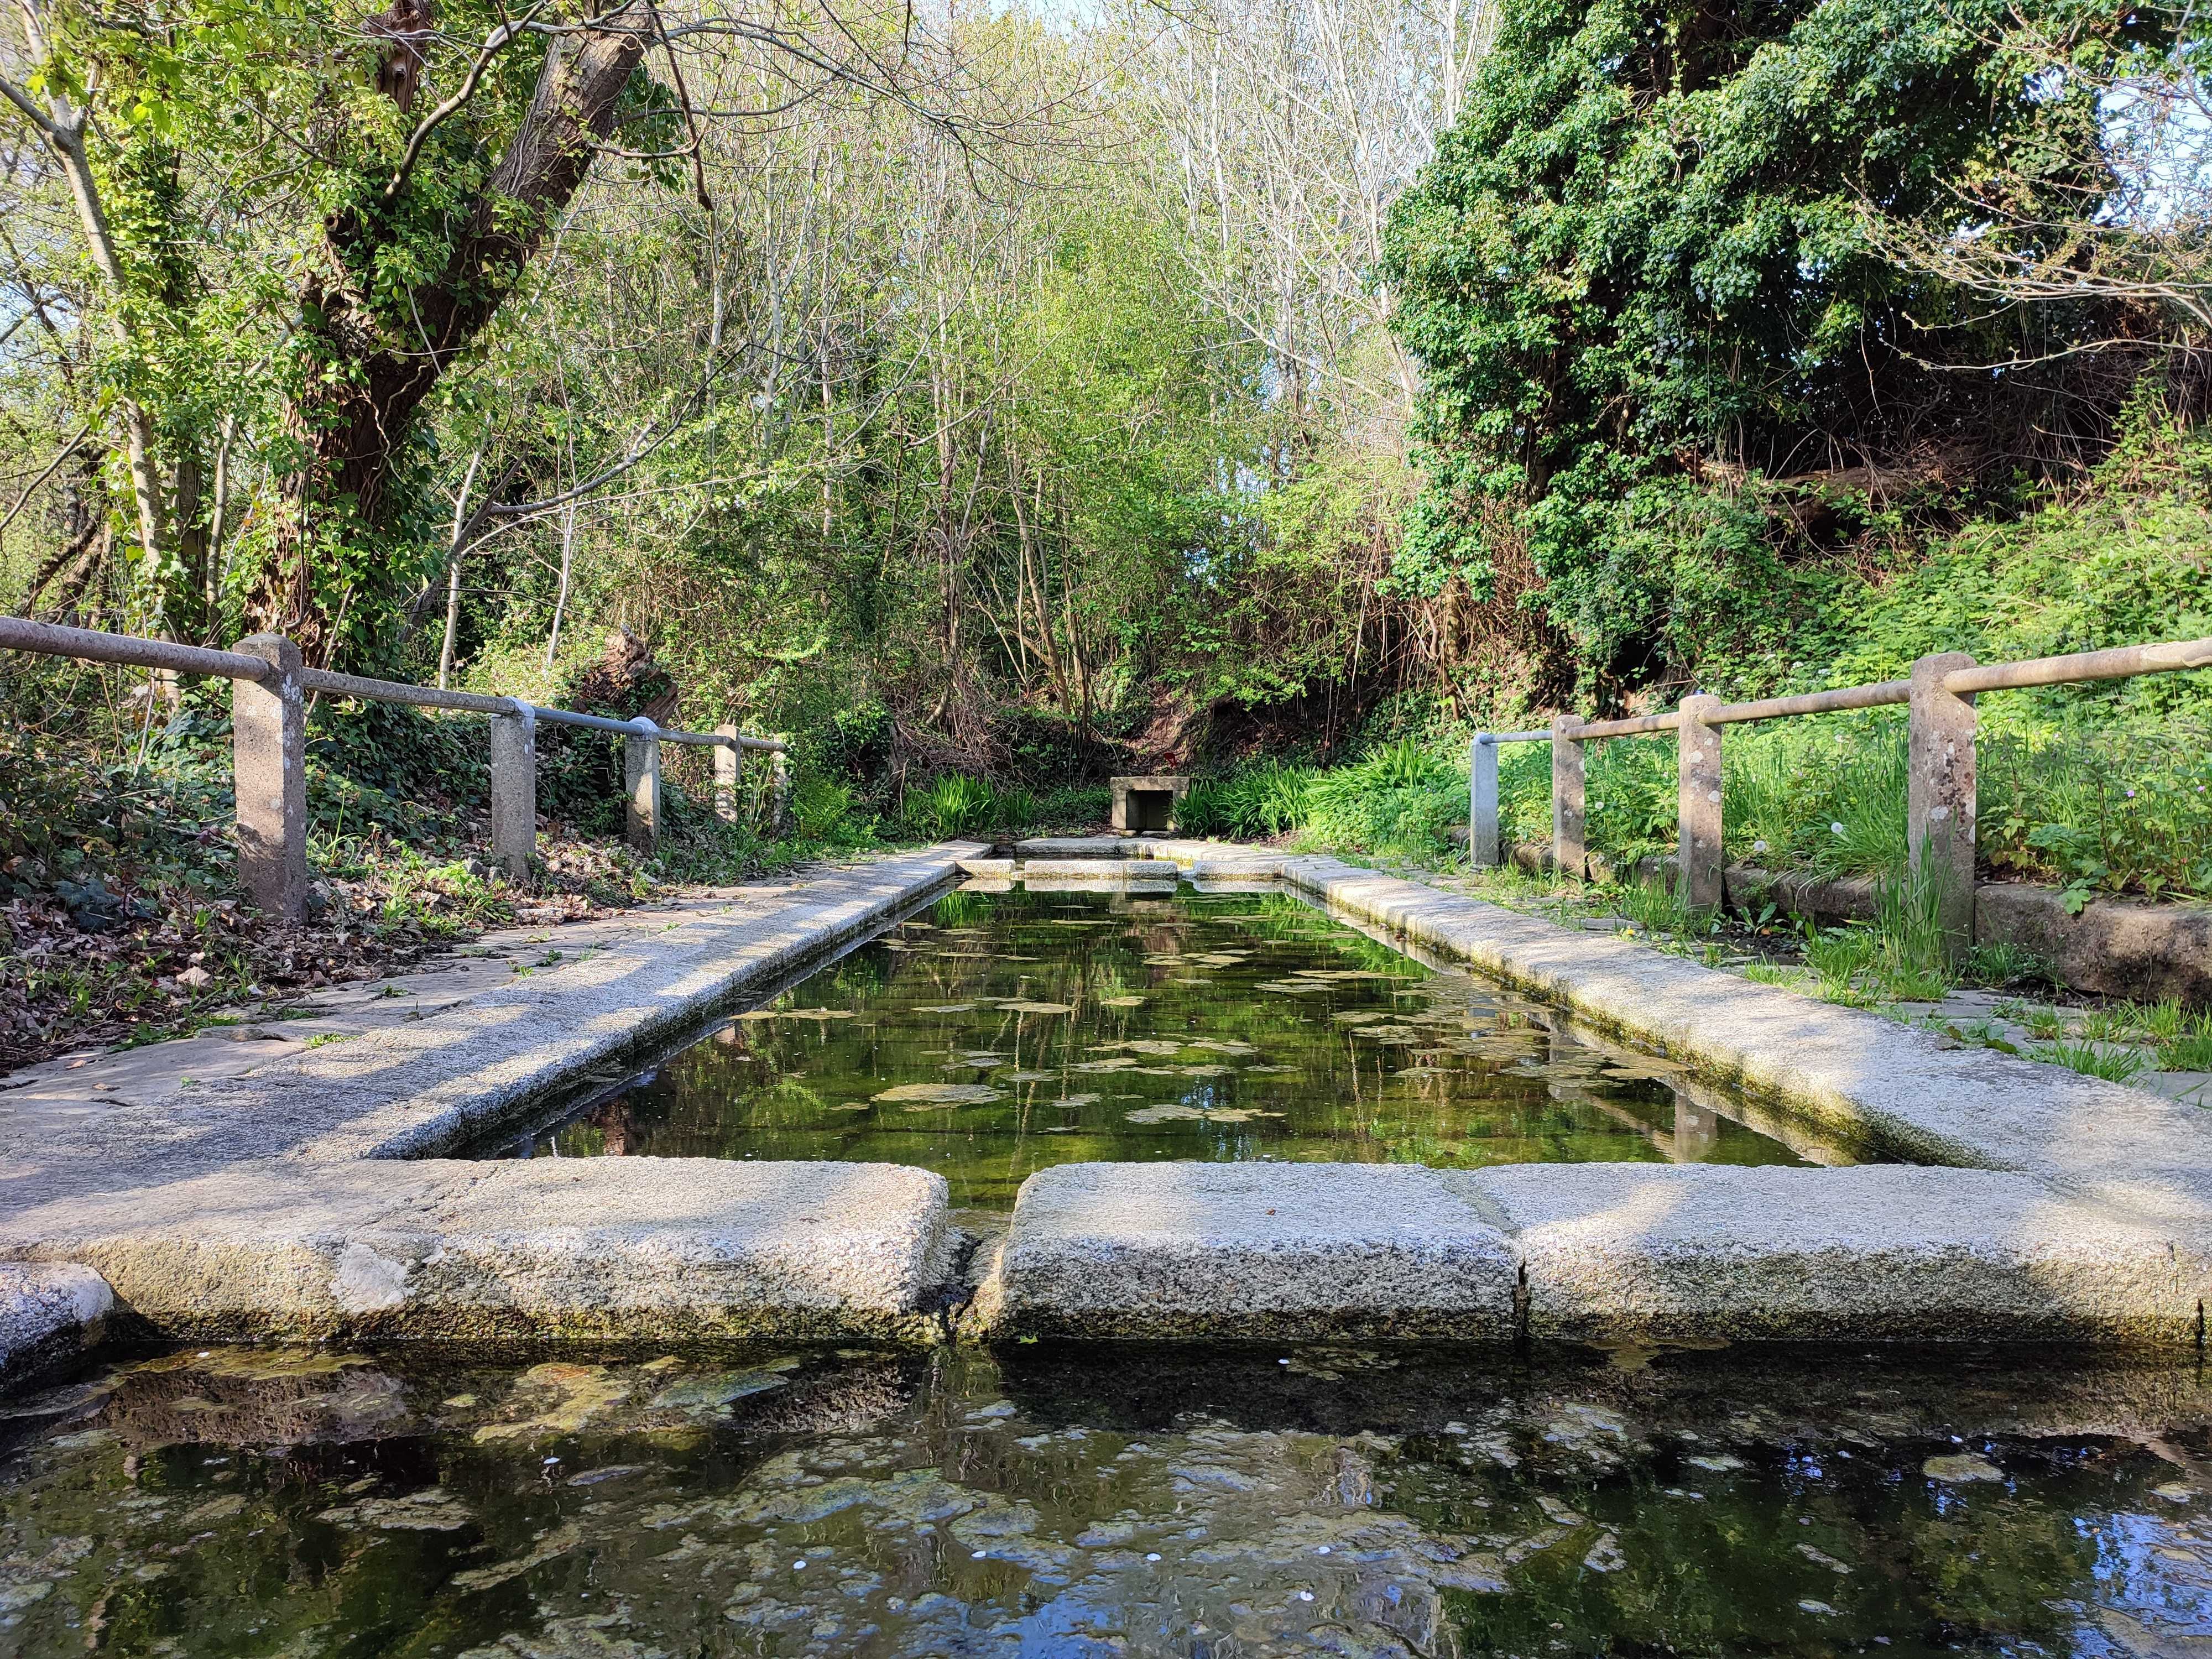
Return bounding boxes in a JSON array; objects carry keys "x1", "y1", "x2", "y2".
[
  {"x1": 1470, "y1": 734, "x2": 1501, "y2": 867},
  {"x1": 770, "y1": 752, "x2": 792, "y2": 838},
  {"x1": 1550, "y1": 714, "x2": 1585, "y2": 880},
  {"x1": 624, "y1": 724, "x2": 661, "y2": 853},
  {"x1": 1677, "y1": 693, "x2": 1724, "y2": 909},
  {"x1": 231, "y1": 633, "x2": 308, "y2": 923},
  {"x1": 1908, "y1": 651, "x2": 1978, "y2": 947},
  {"x1": 488, "y1": 704, "x2": 536, "y2": 881},
  {"x1": 713, "y1": 726, "x2": 741, "y2": 823}
]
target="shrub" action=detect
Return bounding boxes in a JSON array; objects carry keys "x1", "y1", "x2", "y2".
[
  {"x1": 1034, "y1": 784, "x2": 1110, "y2": 830},
  {"x1": 913, "y1": 774, "x2": 996, "y2": 839}
]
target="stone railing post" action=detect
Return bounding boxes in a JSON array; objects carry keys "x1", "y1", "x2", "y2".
[
  {"x1": 231, "y1": 633, "x2": 309, "y2": 923},
  {"x1": 1677, "y1": 692, "x2": 1724, "y2": 908},
  {"x1": 1908, "y1": 651, "x2": 1978, "y2": 947},
  {"x1": 1550, "y1": 714, "x2": 1585, "y2": 879},
  {"x1": 713, "y1": 725, "x2": 741, "y2": 823},
  {"x1": 1469, "y1": 734, "x2": 1501, "y2": 867},
  {"x1": 488, "y1": 702, "x2": 536, "y2": 880},
  {"x1": 770, "y1": 750, "x2": 792, "y2": 838},
  {"x1": 624, "y1": 721, "x2": 662, "y2": 853}
]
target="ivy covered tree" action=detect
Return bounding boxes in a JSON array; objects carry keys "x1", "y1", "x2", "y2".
[{"x1": 1382, "y1": 0, "x2": 2193, "y2": 702}]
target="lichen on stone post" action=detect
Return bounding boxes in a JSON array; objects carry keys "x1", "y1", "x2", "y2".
[
  {"x1": 231, "y1": 633, "x2": 308, "y2": 922},
  {"x1": 1471, "y1": 735, "x2": 1501, "y2": 868},
  {"x1": 1550, "y1": 714, "x2": 1586, "y2": 880},
  {"x1": 1676, "y1": 693, "x2": 1724, "y2": 909},
  {"x1": 489, "y1": 704, "x2": 537, "y2": 880},
  {"x1": 770, "y1": 752, "x2": 792, "y2": 838},
  {"x1": 713, "y1": 725, "x2": 741, "y2": 823},
  {"x1": 1908, "y1": 651, "x2": 1978, "y2": 949},
  {"x1": 624, "y1": 725, "x2": 661, "y2": 853}
]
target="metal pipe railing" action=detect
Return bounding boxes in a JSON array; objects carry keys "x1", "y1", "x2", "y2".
[
  {"x1": 297, "y1": 665, "x2": 521, "y2": 718},
  {"x1": 1709, "y1": 680, "x2": 1912, "y2": 726},
  {"x1": 0, "y1": 615, "x2": 275, "y2": 683},
  {"x1": 1, "y1": 615, "x2": 794, "y2": 920},
  {"x1": 1944, "y1": 636, "x2": 2212, "y2": 696},
  {"x1": 1469, "y1": 632, "x2": 2212, "y2": 943}
]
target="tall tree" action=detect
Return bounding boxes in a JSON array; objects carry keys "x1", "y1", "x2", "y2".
[{"x1": 254, "y1": 0, "x2": 654, "y2": 659}]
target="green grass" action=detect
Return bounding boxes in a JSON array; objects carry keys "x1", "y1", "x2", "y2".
[
  {"x1": 1489, "y1": 714, "x2": 2212, "y2": 901},
  {"x1": 1960, "y1": 942, "x2": 2049, "y2": 988},
  {"x1": 2157, "y1": 1027, "x2": 2212, "y2": 1071},
  {"x1": 2034, "y1": 1039, "x2": 2148, "y2": 1083},
  {"x1": 1616, "y1": 878, "x2": 1698, "y2": 938}
]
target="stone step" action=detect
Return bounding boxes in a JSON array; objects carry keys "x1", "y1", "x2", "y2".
[
  {"x1": 968, "y1": 1159, "x2": 2212, "y2": 1346},
  {"x1": 1018, "y1": 858, "x2": 1182, "y2": 880},
  {"x1": 968, "y1": 1163, "x2": 1519, "y2": 1342},
  {"x1": 4, "y1": 1159, "x2": 950, "y2": 1344}
]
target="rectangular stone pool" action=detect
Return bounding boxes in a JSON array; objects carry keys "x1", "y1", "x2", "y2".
[{"x1": 478, "y1": 884, "x2": 1843, "y2": 1206}]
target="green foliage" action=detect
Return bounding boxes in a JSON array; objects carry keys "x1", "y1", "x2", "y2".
[
  {"x1": 1960, "y1": 942, "x2": 2049, "y2": 990},
  {"x1": 1787, "y1": 865, "x2": 1958, "y2": 1006},
  {"x1": 1180, "y1": 760, "x2": 1314, "y2": 839},
  {"x1": 1383, "y1": 0, "x2": 2178, "y2": 694},
  {"x1": 791, "y1": 776, "x2": 870, "y2": 844},
  {"x1": 914, "y1": 775, "x2": 998, "y2": 841},
  {"x1": 0, "y1": 726, "x2": 229, "y2": 924},
  {"x1": 992, "y1": 787, "x2": 1039, "y2": 838},
  {"x1": 1301, "y1": 740, "x2": 1464, "y2": 858},
  {"x1": 1183, "y1": 451, "x2": 1419, "y2": 710},
  {"x1": 2158, "y1": 1022, "x2": 2212, "y2": 1072},
  {"x1": 2034, "y1": 1038, "x2": 2150, "y2": 1084},
  {"x1": 1490, "y1": 706, "x2": 2212, "y2": 901},
  {"x1": 1032, "y1": 785, "x2": 1110, "y2": 831},
  {"x1": 1614, "y1": 878, "x2": 1695, "y2": 938}
]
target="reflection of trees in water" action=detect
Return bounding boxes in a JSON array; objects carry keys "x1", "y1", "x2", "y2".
[
  {"x1": 92, "y1": 1354, "x2": 416, "y2": 1470},
  {"x1": 7, "y1": 1342, "x2": 2210, "y2": 1657},
  {"x1": 585, "y1": 1097, "x2": 635, "y2": 1154}
]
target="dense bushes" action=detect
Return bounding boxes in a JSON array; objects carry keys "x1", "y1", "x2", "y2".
[{"x1": 1383, "y1": 0, "x2": 2197, "y2": 707}]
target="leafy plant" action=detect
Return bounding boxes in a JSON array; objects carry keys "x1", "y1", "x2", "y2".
[
  {"x1": 792, "y1": 776, "x2": 866, "y2": 842},
  {"x1": 1802, "y1": 926, "x2": 1879, "y2": 1005},
  {"x1": 915, "y1": 774, "x2": 996, "y2": 840},
  {"x1": 992, "y1": 786, "x2": 1039, "y2": 837},
  {"x1": 1615, "y1": 878, "x2": 1694, "y2": 938},
  {"x1": 1960, "y1": 943, "x2": 2048, "y2": 989}
]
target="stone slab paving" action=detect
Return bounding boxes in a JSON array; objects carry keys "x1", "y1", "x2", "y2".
[
  {"x1": 0, "y1": 846, "x2": 979, "y2": 1368},
  {"x1": 4, "y1": 1159, "x2": 950, "y2": 1344},
  {"x1": 1459, "y1": 1164, "x2": 2205, "y2": 1344},
  {"x1": 970, "y1": 1163, "x2": 1519, "y2": 1342}
]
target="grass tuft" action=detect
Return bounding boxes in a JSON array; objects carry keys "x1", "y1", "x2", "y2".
[{"x1": 2035, "y1": 1039, "x2": 2148, "y2": 1083}]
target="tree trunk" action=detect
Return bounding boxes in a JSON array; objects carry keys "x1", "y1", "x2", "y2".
[
  {"x1": 251, "y1": 2, "x2": 652, "y2": 663},
  {"x1": 437, "y1": 446, "x2": 484, "y2": 687}
]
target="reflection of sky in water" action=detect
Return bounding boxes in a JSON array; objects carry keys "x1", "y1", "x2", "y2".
[{"x1": 2088, "y1": 1508, "x2": 2212, "y2": 1636}]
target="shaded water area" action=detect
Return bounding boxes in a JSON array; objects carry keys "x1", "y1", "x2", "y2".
[
  {"x1": 489, "y1": 887, "x2": 1820, "y2": 1206},
  {"x1": 4, "y1": 1340, "x2": 2212, "y2": 1656}
]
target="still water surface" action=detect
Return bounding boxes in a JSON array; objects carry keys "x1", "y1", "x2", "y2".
[
  {"x1": 2, "y1": 1341, "x2": 2209, "y2": 1656},
  {"x1": 494, "y1": 887, "x2": 1817, "y2": 1204}
]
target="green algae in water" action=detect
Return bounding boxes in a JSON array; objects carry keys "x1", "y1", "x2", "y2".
[
  {"x1": 4, "y1": 1342, "x2": 2212, "y2": 1656},
  {"x1": 504, "y1": 889, "x2": 1817, "y2": 1206}
]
